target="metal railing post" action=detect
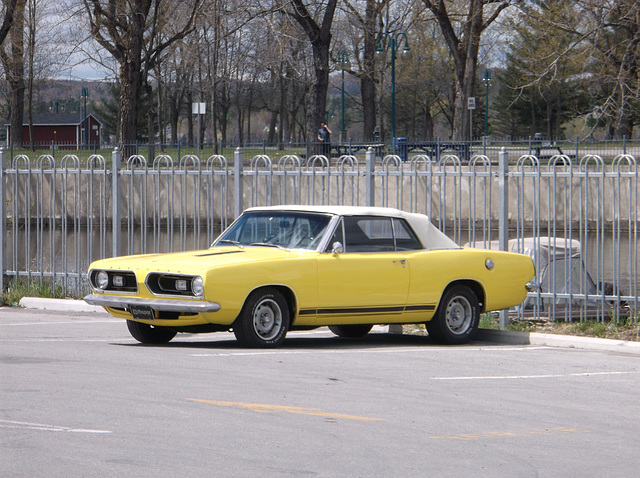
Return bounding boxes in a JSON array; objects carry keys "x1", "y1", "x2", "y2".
[
  {"x1": 365, "y1": 147, "x2": 375, "y2": 207},
  {"x1": 234, "y1": 147, "x2": 244, "y2": 218},
  {"x1": 112, "y1": 147, "x2": 122, "y2": 258},
  {"x1": 0, "y1": 147, "x2": 5, "y2": 292},
  {"x1": 498, "y1": 147, "x2": 509, "y2": 328}
]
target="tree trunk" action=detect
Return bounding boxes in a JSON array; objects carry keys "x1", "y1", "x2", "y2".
[
  {"x1": 170, "y1": 97, "x2": 180, "y2": 144},
  {"x1": 186, "y1": 90, "x2": 194, "y2": 146},
  {"x1": 288, "y1": 0, "x2": 337, "y2": 139},
  {"x1": 118, "y1": 59, "x2": 143, "y2": 158},
  {"x1": 361, "y1": 0, "x2": 377, "y2": 141},
  {"x1": 452, "y1": 2, "x2": 482, "y2": 140},
  {"x1": 3, "y1": 0, "x2": 24, "y2": 147},
  {"x1": 423, "y1": 0, "x2": 509, "y2": 140},
  {"x1": 308, "y1": 36, "x2": 331, "y2": 138},
  {"x1": 424, "y1": 104, "x2": 434, "y2": 138},
  {"x1": 614, "y1": 87, "x2": 634, "y2": 138},
  {"x1": 144, "y1": 81, "x2": 154, "y2": 144}
]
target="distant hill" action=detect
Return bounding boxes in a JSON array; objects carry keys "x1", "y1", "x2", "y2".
[{"x1": 36, "y1": 79, "x2": 112, "y2": 106}]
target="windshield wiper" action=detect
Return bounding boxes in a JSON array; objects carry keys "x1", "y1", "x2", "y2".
[
  {"x1": 217, "y1": 239, "x2": 244, "y2": 248},
  {"x1": 249, "y1": 242, "x2": 288, "y2": 250}
]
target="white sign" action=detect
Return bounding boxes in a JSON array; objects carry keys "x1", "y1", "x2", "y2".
[
  {"x1": 192, "y1": 102, "x2": 206, "y2": 115},
  {"x1": 468, "y1": 97, "x2": 476, "y2": 110}
]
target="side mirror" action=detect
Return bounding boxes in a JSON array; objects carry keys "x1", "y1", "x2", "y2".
[{"x1": 332, "y1": 241, "x2": 344, "y2": 255}]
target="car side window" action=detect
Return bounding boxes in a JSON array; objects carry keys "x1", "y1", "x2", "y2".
[
  {"x1": 324, "y1": 218, "x2": 344, "y2": 252},
  {"x1": 326, "y1": 216, "x2": 423, "y2": 253},
  {"x1": 393, "y1": 219, "x2": 423, "y2": 250},
  {"x1": 344, "y1": 217, "x2": 395, "y2": 252}
]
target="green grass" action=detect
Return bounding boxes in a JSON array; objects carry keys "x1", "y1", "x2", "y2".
[
  {"x1": 3, "y1": 144, "x2": 313, "y2": 169},
  {"x1": 1, "y1": 277, "x2": 71, "y2": 307}
]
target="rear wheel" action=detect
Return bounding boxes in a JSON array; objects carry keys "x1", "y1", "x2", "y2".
[
  {"x1": 426, "y1": 285, "x2": 479, "y2": 345},
  {"x1": 233, "y1": 288, "x2": 290, "y2": 347},
  {"x1": 328, "y1": 324, "x2": 373, "y2": 338},
  {"x1": 126, "y1": 320, "x2": 177, "y2": 344}
]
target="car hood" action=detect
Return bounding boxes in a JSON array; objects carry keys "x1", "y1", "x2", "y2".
[{"x1": 89, "y1": 246, "x2": 311, "y2": 275}]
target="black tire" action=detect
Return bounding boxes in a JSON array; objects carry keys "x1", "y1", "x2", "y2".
[
  {"x1": 328, "y1": 324, "x2": 373, "y2": 338},
  {"x1": 126, "y1": 320, "x2": 177, "y2": 344},
  {"x1": 426, "y1": 285, "x2": 480, "y2": 345},
  {"x1": 233, "y1": 288, "x2": 290, "y2": 347}
]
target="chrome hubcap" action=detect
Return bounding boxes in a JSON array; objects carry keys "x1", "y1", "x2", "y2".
[
  {"x1": 445, "y1": 296, "x2": 472, "y2": 335},
  {"x1": 253, "y1": 299, "x2": 282, "y2": 340}
]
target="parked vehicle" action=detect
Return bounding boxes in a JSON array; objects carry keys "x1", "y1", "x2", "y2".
[{"x1": 85, "y1": 206, "x2": 536, "y2": 347}]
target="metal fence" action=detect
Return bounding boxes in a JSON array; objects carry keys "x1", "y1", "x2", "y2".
[
  {"x1": 4, "y1": 137, "x2": 640, "y2": 168},
  {"x1": 1, "y1": 146, "x2": 637, "y2": 324}
]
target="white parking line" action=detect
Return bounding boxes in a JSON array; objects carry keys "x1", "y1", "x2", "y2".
[
  {"x1": 189, "y1": 346, "x2": 548, "y2": 357},
  {"x1": 0, "y1": 419, "x2": 112, "y2": 434},
  {"x1": 0, "y1": 320, "x2": 121, "y2": 326},
  {"x1": 431, "y1": 371, "x2": 638, "y2": 380},
  {"x1": 0, "y1": 338, "x2": 134, "y2": 343}
]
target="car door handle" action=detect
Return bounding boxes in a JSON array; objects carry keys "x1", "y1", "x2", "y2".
[{"x1": 393, "y1": 259, "x2": 407, "y2": 268}]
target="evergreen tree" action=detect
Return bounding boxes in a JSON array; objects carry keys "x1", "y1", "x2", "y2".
[{"x1": 493, "y1": 0, "x2": 589, "y2": 138}]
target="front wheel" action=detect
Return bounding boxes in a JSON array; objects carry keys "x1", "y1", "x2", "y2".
[
  {"x1": 426, "y1": 285, "x2": 479, "y2": 345},
  {"x1": 328, "y1": 324, "x2": 373, "y2": 338},
  {"x1": 233, "y1": 288, "x2": 290, "y2": 347},
  {"x1": 126, "y1": 320, "x2": 177, "y2": 344}
]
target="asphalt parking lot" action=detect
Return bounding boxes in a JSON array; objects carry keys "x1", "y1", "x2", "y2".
[{"x1": 1, "y1": 306, "x2": 639, "y2": 477}]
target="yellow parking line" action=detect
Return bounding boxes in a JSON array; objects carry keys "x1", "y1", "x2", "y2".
[
  {"x1": 431, "y1": 426, "x2": 591, "y2": 440},
  {"x1": 186, "y1": 398, "x2": 384, "y2": 422}
]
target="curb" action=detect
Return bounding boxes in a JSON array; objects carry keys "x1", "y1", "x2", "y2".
[
  {"x1": 18, "y1": 297, "x2": 107, "y2": 314},
  {"x1": 475, "y1": 329, "x2": 640, "y2": 355},
  {"x1": 15, "y1": 298, "x2": 640, "y2": 355}
]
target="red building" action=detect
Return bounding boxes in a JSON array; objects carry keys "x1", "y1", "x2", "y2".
[{"x1": 5, "y1": 113, "x2": 102, "y2": 148}]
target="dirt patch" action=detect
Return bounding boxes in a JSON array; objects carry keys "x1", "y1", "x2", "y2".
[
  {"x1": 406, "y1": 317, "x2": 640, "y2": 342},
  {"x1": 532, "y1": 321, "x2": 640, "y2": 342}
]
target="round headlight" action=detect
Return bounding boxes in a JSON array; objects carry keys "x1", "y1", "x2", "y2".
[
  {"x1": 96, "y1": 271, "x2": 109, "y2": 289},
  {"x1": 192, "y1": 276, "x2": 204, "y2": 298}
]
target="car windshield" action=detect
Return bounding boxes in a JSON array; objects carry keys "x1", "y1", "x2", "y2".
[{"x1": 214, "y1": 212, "x2": 332, "y2": 250}]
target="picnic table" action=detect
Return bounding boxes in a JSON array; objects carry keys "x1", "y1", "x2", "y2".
[
  {"x1": 529, "y1": 140, "x2": 576, "y2": 160},
  {"x1": 332, "y1": 143, "x2": 386, "y2": 157},
  {"x1": 304, "y1": 140, "x2": 472, "y2": 162},
  {"x1": 396, "y1": 139, "x2": 471, "y2": 162}
]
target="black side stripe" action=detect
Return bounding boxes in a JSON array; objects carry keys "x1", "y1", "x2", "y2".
[
  {"x1": 299, "y1": 304, "x2": 435, "y2": 315},
  {"x1": 404, "y1": 304, "x2": 436, "y2": 312}
]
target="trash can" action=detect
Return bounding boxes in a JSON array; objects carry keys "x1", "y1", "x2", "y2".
[{"x1": 395, "y1": 137, "x2": 408, "y2": 161}]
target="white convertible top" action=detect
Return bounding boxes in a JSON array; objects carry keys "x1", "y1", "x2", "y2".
[{"x1": 245, "y1": 205, "x2": 460, "y2": 250}]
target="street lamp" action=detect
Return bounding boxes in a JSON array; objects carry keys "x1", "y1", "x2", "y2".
[
  {"x1": 482, "y1": 69, "x2": 491, "y2": 138},
  {"x1": 375, "y1": 32, "x2": 411, "y2": 146},
  {"x1": 49, "y1": 99, "x2": 65, "y2": 114},
  {"x1": 81, "y1": 86, "x2": 89, "y2": 147},
  {"x1": 336, "y1": 50, "x2": 351, "y2": 143}
]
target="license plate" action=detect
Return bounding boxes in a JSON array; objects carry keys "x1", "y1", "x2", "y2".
[{"x1": 129, "y1": 304, "x2": 155, "y2": 320}]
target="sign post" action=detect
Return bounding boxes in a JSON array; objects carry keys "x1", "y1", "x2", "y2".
[
  {"x1": 192, "y1": 102, "x2": 206, "y2": 157},
  {"x1": 468, "y1": 96, "x2": 476, "y2": 141}
]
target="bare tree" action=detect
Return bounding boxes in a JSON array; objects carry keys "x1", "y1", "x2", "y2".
[
  {"x1": 581, "y1": 0, "x2": 640, "y2": 138},
  {"x1": 421, "y1": 0, "x2": 516, "y2": 140},
  {"x1": 342, "y1": 0, "x2": 388, "y2": 141},
  {"x1": 280, "y1": 0, "x2": 337, "y2": 139},
  {"x1": 0, "y1": 0, "x2": 24, "y2": 146},
  {"x1": 0, "y1": 0, "x2": 18, "y2": 47},
  {"x1": 82, "y1": 0, "x2": 202, "y2": 153},
  {"x1": 504, "y1": 0, "x2": 639, "y2": 138}
]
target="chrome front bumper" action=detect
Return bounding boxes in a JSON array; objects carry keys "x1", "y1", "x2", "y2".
[
  {"x1": 84, "y1": 294, "x2": 221, "y2": 313},
  {"x1": 525, "y1": 282, "x2": 540, "y2": 293}
]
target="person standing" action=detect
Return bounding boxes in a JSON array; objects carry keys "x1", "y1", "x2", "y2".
[{"x1": 317, "y1": 122, "x2": 332, "y2": 157}]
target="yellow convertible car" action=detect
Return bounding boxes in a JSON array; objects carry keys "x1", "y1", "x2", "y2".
[{"x1": 84, "y1": 206, "x2": 536, "y2": 347}]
